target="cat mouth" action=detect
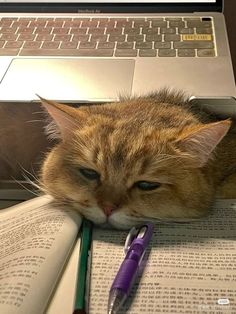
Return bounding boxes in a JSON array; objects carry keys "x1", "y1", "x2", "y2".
[{"x1": 75, "y1": 203, "x2": 203, "y2": 230}]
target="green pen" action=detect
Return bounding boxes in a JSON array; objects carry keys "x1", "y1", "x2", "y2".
[{"x1": 73, "y1": 219, "x2": 93, "y2": 314}]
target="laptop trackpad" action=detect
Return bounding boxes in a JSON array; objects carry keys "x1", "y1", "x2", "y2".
[{"x1": 0, "y1": 59, "x2": 135, "y2": 101}]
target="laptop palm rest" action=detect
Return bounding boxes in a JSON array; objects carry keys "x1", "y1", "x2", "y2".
[{"x1": 0, "y1": 58, "x2": 135, "y2": 102}]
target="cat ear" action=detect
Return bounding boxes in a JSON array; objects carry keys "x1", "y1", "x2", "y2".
[
  {"x1": 176, "y1": 120, "x2": 231, "y2": 167},
  {"x1": 38, "y1": 95, "x2": 87, "y2": 140}
]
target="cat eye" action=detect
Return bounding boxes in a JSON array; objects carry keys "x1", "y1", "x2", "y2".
[
  {"x1": 79, "y1": 168, "x2": 100, "y2": 181},
  {"x1": 135, "y1": 181, "x2": 161, "y2": 191}
]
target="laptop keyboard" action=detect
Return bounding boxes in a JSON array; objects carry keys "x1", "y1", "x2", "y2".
[{"x1": 0, "y1": 17, "x2": 215, "y2": 57}]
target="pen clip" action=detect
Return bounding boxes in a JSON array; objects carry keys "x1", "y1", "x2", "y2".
[
  {"x1": 124, "y1": 223, "x2": 154, "y2": 254},
  {"x1": 124, "y1": 226, "x2": 138, "y2": 254}
]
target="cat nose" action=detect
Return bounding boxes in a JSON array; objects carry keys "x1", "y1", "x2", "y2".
[{"x1": 102, "y1": 203, "x2": 119, "y2": 216}]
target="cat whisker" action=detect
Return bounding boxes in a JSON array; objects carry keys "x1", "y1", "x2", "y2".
[
  {"x1": 17, "y1": 165, "x2": 47, "y2": 196},
  {"x1": 10, "y1": 176, "x2": 42, "y2": 197},
  {"x1": 26, "y1": 119, "x2": 44, "y2": 123},
  {"x1": 32, "y1": 110, "x2": 46, "y2": 115},
  {"x1": 20, "y1": 166, "x2": 42, "y2": 186}
]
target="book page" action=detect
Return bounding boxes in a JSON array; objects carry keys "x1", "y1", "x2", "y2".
[
  {"x1": 0, "y1": 196, "x2": 82, "y2": 314},
  {"x1": 46, "y1": 237, "x2": 81, "y2": 314},
  {"x1": 89, "y1": 199, "x2": 236, "y2": 313}
]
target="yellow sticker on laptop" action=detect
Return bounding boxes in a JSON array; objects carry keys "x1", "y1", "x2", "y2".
[{"x1": 182, "y1": 34, "x2": 212, "y2": 41}]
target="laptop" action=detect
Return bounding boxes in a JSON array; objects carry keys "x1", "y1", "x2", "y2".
[{"x1": 0, "y1": 0, "x2": 235, "y2": 103}]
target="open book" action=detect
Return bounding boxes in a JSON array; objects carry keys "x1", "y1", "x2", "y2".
[
  {"x1": 89, "y1": 199, "x2": 236, "y2": 313},
  {"x1": 0, "y1": 196, "x2": 82, "y2": 314},
  {"x1": 0, "y1": 197, "x2": 236, "y2": 313}
]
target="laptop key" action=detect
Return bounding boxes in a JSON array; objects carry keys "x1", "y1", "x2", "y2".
[
  {"x1": 92, "y1": 18, "x2": 109, "y2": 22},
  {"x1": 97, "y1": 42, "x2": 115, "y2": 49},
  {"x1": 116, "y1": 21, "x2": 132, "y2": 27},
  {"x1": 197, "y1": 49, "x2": 215, "y2": 57},
  {"x1": 70, "y1": 28, "x2": 87, "y2": 34},
  {"x1": 90, "y1": 34, "x2": 107, "y2": 42},
  {"x1": 23, "y1": 41, "x2": 42, "y2": 49},
  {"x1": 139, "y1": 49, "x2": 157, "y2": 57},
  {"x1": 106, "y1": 28, "x2": 122, "y2": 35},
  {"x1": 174, "y1": 41, "x2": 214, "y2": 49},
  {"x1": 79, "y1": 42, "x2": 96, "y2": 49},
  {"x1": 20, "y1": 49, "x2": 113, "y2": 57},
  {"x1": 187, "y1": 21, "x2": 212, "y2": 28},
  {"x1": 127, "y1": 35, "x2": 144, "y2": 42},
  {"x1": 0, "y1": 49, "x2": 19, "y2": 55},
  {"x1": 182, "y1": 34, "x2": 212, "y2": 41},
  {"x1": 47, "y1": 21, "x2": 64, "y2": 27},
  {"x1": 133, "y1": 21, "x2": 150, "y2": 28},
  {"x1": 166, "y1": 18, "x2": 182, "y2": 21},
  {"x1": 1, "y1": 34, "x2": 18, "y2": 41},
  {"x1": 18, "y1": 34, "x2": 36, "y2": 41},
  {"x1": 54, "y1": 34, "x2": 72, "y2": 41},
  {"x1": 73, "y1": 34, "x2": 90, "y2": 42},
  {"x1": 160, "y1": 28, "x2": 176, "y2": 34},
  {"x1": 177, "y1": 49, "x2": 195, "y2": 57},
  {"x1": 169, "y1": 21, "x2": 185, "y2": 28},
  {"x1": 30, "y1": 21, "x2": 47, "y2": 27},
  {"x1": 42, "y1": 41, "x2": 60, "y2": 49},
  {"x1": 135, "y1": 42, "x2": 152, "y2": 49},
  {"x1": 164, "y1": 34, "x2": 181, "y2": 42},
  {"x1": 52, "y1": 27, "x2": 70, "y2": 35},
  {"x1": 5, "y1": 41, "x2": 23, "y2": 48},
  {"x1": 142, "y1": 28, "x2": 159, "y2": 35},
  {"x1": 124, "y1": 28, "x2": 140, "y2": 35},
  {"x1": 117, "y1": 42, "x2": 134, "y2": 49},
  {"x1": 109, "y1": 35, "x2": 125, "y2": 42},
  {"x1": 0, "y1": 20, "x2": 14, "y2": 27},
  {"x1": 151, "y1": 21, "x2": 167, "y2": 27},
  {"x1": 146, "y1": 34, "x2": 162, "y2": 42},
  {"x1": 98, "y1": 21, "x2": 116, "y2": 27},
  {"x1": 115, "y1": 49, "x2": 138, "y2": 57},
  {"x1": 158, "y1": 49, "x2": 176, "y2": 57},
  {"x1": 196, "y1": 28, "x2": 213, "y2": 34},
  {"x1": 154, "y1": 42, "x2": 171, "y2": 49},
  {"x1": 35, "y1": 27, "x2": 52, "y2": 34},
  {"x1": 88, "y1": 28, "x2": 105, "y2": 35},
  {"x1": 60, "y1": 41, "x2": 78, "y2": 49},
  {"x1": 1, "y1": 27, "x2": 17, "y2": 34},
  {"x1": 178, "y1": 28, "x2": 194, "y2": 34},
  {"x1": 183, "y1": 18, "x2": 200, "y2": 21},
  {"x1": 81, "y1": 20, "x2": 99, "y2": 27}
]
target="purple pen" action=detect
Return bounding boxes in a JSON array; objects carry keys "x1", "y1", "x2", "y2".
[{"x1": 107, "y1": 223, "x2": 154, "y2": 314}]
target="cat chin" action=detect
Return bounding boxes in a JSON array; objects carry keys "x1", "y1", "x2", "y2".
[
  {"x1": 78, "y1": 206, "x2": 107, "y2": 225},
  {"x1": 108, "y1": 211, "x2": 147, "y2": 230},
  {"x1": 76, "y1": 204, "x2": 142, "y2": 229},
  {"x1": 80, "y1": 207, "x2": 146, "y2": 230}
]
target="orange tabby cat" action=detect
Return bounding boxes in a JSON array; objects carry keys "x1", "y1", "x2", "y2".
[{"x1": 39, "y1": 90, "x2": 236, "y2": 229}]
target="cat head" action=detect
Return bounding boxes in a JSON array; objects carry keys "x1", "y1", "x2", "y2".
[{"x1": 39, "y1": 96, "x2": 231, "y2": 229}]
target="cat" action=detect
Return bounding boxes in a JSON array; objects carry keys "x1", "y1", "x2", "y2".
[{"x1": 39, "y1": 90, "x2": 236, "y2": 230}]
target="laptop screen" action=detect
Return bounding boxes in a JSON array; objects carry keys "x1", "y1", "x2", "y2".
[{"x1": 0, "y1": 0, "x2": 222, "y2": 13}]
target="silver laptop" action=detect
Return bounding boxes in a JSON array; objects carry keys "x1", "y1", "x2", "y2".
[{"x1": 0, "y1": 0, "x2": 235, "y2": 102}]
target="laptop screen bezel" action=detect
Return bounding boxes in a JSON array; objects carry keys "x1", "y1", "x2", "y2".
[{"x1": 0, "y1": 0, "x2": 223, "y2": 14}]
